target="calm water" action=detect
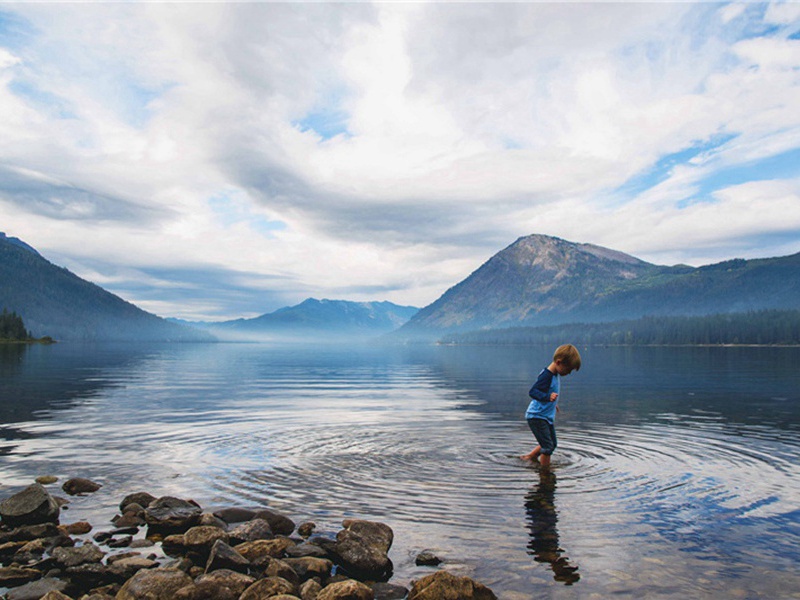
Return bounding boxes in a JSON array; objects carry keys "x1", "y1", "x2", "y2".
[{"x1": 1, "y1": 342, "x2": 799, "y2": 599}]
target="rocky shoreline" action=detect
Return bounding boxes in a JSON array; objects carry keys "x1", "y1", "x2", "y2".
[{"x1": 0, "y1": 480, "x2": 497, "y2": 600}]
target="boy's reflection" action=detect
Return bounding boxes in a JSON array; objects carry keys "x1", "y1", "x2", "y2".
[{"x1": 524, "y1": 470, "x2": 580, "y2": 585}]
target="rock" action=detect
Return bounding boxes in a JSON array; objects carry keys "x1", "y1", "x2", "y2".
[
  {"x1": 234, "y1": 537, "x2": 295, "y2": 562},
  {"x1": 119, "y1": 493, "x2": 156, "y2": 513},
  {"x1": 79, "y1": 588, "x2": 117, "y2": 599},
  {"x1": 300, "y1": 579, "x2": 323, "y2": 600},
  {"x1": 212, "y1": 507, "x2": 256, "y2": 524},
  {"x1": 129, "y1": 539, "x2": 154, "y2": 549},
  {"x1": 195, "y1": 569, "x2": 255, "y2": 596},
  {"x1": 298, "y1": 522, "x2": 316, "y2": 538},
  {"x1": 107, "y1": 536, "x2": 133, "y2": 549},
  {"x1": 317, "y1": 579, "x2": 374, "y2": 600},
  {"x1": 228, "y1": 518, "x2": 273, "y2": 545},
  {"x1": 341, "y1": 520, "x2": 393, "y2": 554},
  {"x1": 64, "y1": 562, "x2": 116, "y2": 590},
  {"x1": 0, "y1": 484, "x2": 60, "y2": 527},
  {"x1": 370, "y1": 582, "x2": 408, "y2": 600},
  {"x1": 239, "y1": 577, "x2": 298, "y2": 600},
  {"x1": 144, "y1": 497, "x2": 202, "y2": 533},
  {"x1": 52, "y1": 543, "x2": 105, "y2": 567},
  {"x1": 1, "y1": 522, "x2": 61, "y2": 543},
  {"x1": 252, "y1": 509, "x2": 295, "y2": 536},
  {"x1": 197, "y1": 513, "x2": 228, "y2": 529},
  {"x1": 414, "y1": 551, "x2": 442, "y2": 566},
  {"x1": 284, "y1": 557, "x2": 333, "y2": 582},
  {"x1": 62, "y1": 478, "x2": 102, "y2": 496},
  {"x1": 173, "y1": 581, "x2": 239, "y2": 600},
  {"x1": 63, "y1": 521, "x2": 93, "y2": 535},
  {"x1": 322, "y1": 520, "x2": 393, "y2": 581},
  {"x1": 107, "y1": 556, "x2": 157, "y2": 580},
  {"x1": 286, "y1": 542, "x2": 329, "y2": 559},
  {"x1": 161, "y1": 534, "x2": 187, "y2": 556},
  {"x1": 40, "y1": 591, "x2": 73, "y2": 600},
  {"x1": 407, "y1": 571, "x2": 497, "y2": 600},
  {"x1": 204, "y1": 539, "x2": 250, "y2": 574},
  {"x1": 0, "y1": 566, "x2": 42, "y2": 586},
  {"x1": 5, "y1": 577, "x2": 68, "y2": 600},
  {"x1": 115, "y1": 568, "x2": 193, "y2": 600},
  {"x1": 35, "y1": 476, "x2": 58, "y2": 485},
  {"x1": 264, "y1": 558, "x2": 300, "y2": 586},
  {"x1": 184, "y1": 526, "x2": 230, "y2": 557}
]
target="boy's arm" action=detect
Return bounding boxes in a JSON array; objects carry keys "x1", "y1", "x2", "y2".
[{"x1": 528, "y1": 370, "x2": 554, "y2": 402}]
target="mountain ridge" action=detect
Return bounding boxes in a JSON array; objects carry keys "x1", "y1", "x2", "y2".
[{"x1": 395, "y1": 234, "x2": 800, "y2": 339}]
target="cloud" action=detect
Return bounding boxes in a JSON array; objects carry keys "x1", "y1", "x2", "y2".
[{"x1": 0, "y1": 3, "x2": 798, "y2": 318}]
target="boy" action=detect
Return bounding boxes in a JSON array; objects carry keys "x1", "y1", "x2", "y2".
[{"x1": 520, "y1": 344, "x2": 581, "y2": 469}]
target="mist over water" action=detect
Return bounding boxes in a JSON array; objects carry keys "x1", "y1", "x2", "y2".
[{"x1": 1, "y1": 342, "x2": 799, "y2": 598}]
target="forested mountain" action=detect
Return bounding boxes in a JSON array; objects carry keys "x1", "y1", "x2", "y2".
[
  {"x1": 395, "y1": 234, "x2": 800, "y2": 339},
  {"x1": 0, "y1": 233, "x2": 213, "y2": 342},
  {"x1": 180, "y1": 298, "x2": 419, "y2": 341}
]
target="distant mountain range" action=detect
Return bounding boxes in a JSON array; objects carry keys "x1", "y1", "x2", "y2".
[
  {"x1": 0, "y1": 233, "x2": 212, "y2": 342},
  {"x1": 3, "y1": 231, "x2": 798, "y2": 343},
  {"x1": 394, "y1": 234, "x2": 800, "y2": 339},
  {"x1": 174, "y1": 298, "x2": 419, "y2": 341}
]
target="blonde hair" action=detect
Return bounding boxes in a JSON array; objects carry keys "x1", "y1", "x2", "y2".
[{"x1": 554, "y1": 344, "x2": 581, "y2": 371}]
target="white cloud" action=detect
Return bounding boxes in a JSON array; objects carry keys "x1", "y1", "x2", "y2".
[{"x1": 0, "y1": 2, "x2": 798, "y2": 318}]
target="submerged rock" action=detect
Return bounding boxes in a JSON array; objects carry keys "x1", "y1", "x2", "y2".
[
  {"x1": 408, "y1": 571, "x2": 497, "y2": 600},
  {"x1": 322, "y1": 519, "x2": 394, "y2": 581},
  {"x1": 0, "y1": 484, "x2": 60, "y2": 527},
  {"x1": 62, "y1": 478, "x2": 102, "y2": 496}
]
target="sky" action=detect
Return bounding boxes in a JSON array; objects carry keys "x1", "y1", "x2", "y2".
[{"x1": 1, "y1": 2, "x2": 799, "y2": 321}]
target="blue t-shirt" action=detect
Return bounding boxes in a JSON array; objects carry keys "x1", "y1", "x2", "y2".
[{"x1": 525, "y1": 368, "x2": 560, "y2": 424}]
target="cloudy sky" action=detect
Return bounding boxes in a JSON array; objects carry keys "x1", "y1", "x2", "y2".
[{"x1": 1, "y1": 2, "x2": 799, "y2": 320}]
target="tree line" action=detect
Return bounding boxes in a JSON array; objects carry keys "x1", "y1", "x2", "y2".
[
  {"x1": 441, "y1": 309, "x2": 800, "y2": 346},
  {"x1": 0, "y1": 308, "x2": 30, "y2": 341}
]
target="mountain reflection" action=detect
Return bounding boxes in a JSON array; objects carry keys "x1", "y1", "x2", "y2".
[{"x1": 525, "y1": 470, "x2": 580, "y2": 585}]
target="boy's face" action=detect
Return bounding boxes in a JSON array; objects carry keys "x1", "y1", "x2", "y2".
[{"x1": 555, "y1": 360, "x2": 574, "y2": 376}]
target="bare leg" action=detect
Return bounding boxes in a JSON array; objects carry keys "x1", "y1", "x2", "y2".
[
  {"x1": 539, "y1": 453, "x2": 551, "y2": 470},
  {"x1": 520, "y1": 445, "x2": 542, "y2": 461}
]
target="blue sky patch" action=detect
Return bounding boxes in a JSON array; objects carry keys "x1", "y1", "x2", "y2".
[
  {"x1": 293, "y1": 89, "x2": 351, "y2": 140},
  {"x1": 615, "y1": 133, "x2": 739, "y2": 199},
  {"x1": 209, "y1": 192, "x2": 286, "y2": 235}
]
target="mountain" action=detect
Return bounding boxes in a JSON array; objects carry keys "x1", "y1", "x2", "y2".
[
  {"x1": 395, "y1": 234, "x2": 800, "y2": 339},
  {"x1": 0, "y1": 233, "x2": 213, "y2": 342},
  {"x1": 183, "y1": 298, "x2": 419, "y2": 341}
]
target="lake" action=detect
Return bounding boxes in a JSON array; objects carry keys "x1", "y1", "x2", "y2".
[{"x1": 1, "y1": 341, "x2": 799, "y2": 599}]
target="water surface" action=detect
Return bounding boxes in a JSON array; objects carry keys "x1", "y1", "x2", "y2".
[{"x1": 1, "y1": 342, "x2": 798, "y2": 598}]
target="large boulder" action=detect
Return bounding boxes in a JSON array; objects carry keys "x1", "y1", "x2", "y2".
[
  {"x1": 119, "y1": 492, "x2": 156, "y2": 512},
  {"x1": 322, "y1": 520, "x2": 394, "y2": 581},
  {"x1": 0, "y1": 484, "x2": 60, "y2": 527},
  {"x1": 144, "y1": 497, "x2": 202, "y2": 533},
  {"x1": 115, "y1": 567, "x2": 194, "y2": 600},
  {"x1": 407, "y1": 571, "x2": 497, "y2": 600},
  {"x1": 317, "y1": 579, "x2": 374, "y2": 600}
]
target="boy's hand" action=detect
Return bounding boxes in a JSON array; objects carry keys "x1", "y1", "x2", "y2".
[
  {"x1": 556, "y1": 405, "x2": 561, "y2": 414},
  {"x1": 550, "y1": 392, "x2": 558, "y2": 402}
]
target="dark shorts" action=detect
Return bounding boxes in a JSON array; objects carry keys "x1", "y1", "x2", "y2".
[{"x1": 527, "y1": 417, "x2": 557, "y2": 455}]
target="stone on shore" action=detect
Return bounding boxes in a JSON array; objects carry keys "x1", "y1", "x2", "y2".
[
  {"x1": 234, "y1": 537, "x2": 295, "y2": 562},
  {"x1": 5, "y1": 577, "x2": 68, "y2": 600},
  {"x1": 0, "y1": 484, "x2": 60, "y2": 527},
  {"x1": 370, "y1": 582, "x2": 408, "y2": 600},
  {"x1": 40, "y1": 591, "x2": 73, "y2": 600},
  {"x1": 317, "y1": 579, "x2": 374, "y2": 600},
  {"x1": 184, "y1": 525, "x2": 230, "y2": 557},
  {"x1": 212, "y1": 507, "x2": 256, "y2": 524},
  {"x1": 62, "y1": 478, "x2": 102, "y2": 496},
  {"x1": 284, "y1": 556, "x2": 333, "y2": 582},
  {"x1": 252, "y1": 509, "x2": 295, "y2": 536},
  {"x1": 195, "y1": 569, "x2": 255, "y2": 596},
  {"x1": 239, "y1": 576, "x2": 298, "y2": 600},
  {"x1": 322, "y1": 520, "x2": 394, "y2": 581},
  {"x1": 52, "y1": 542, "x2": 105, "y2": 567},
  {"x1": 0, "y1": 566, "x2": 41, "y2": 587},
  {"x1": 408, "y1": 571, "x2": 497, "y2": 600},
  {"x1": 35, "y1": 476, "x2": 58, "y2": 485},
  {"x1": 204, "y1": 539, "x2": 250, "y2": 574},
  {"x1": 115, "y1": 567, "x2": 193, "y2": 600},
  {"x1": 228, "y1": 518, "x2": 273, "y2": 545},
  {"x1": 144, "y1": 497, "x2": 202, "y2": 533}
]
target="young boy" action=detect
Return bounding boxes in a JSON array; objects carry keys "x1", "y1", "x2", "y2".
[{"x1": 520, "y1": 344, "x2": 582, "y2": 469}]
